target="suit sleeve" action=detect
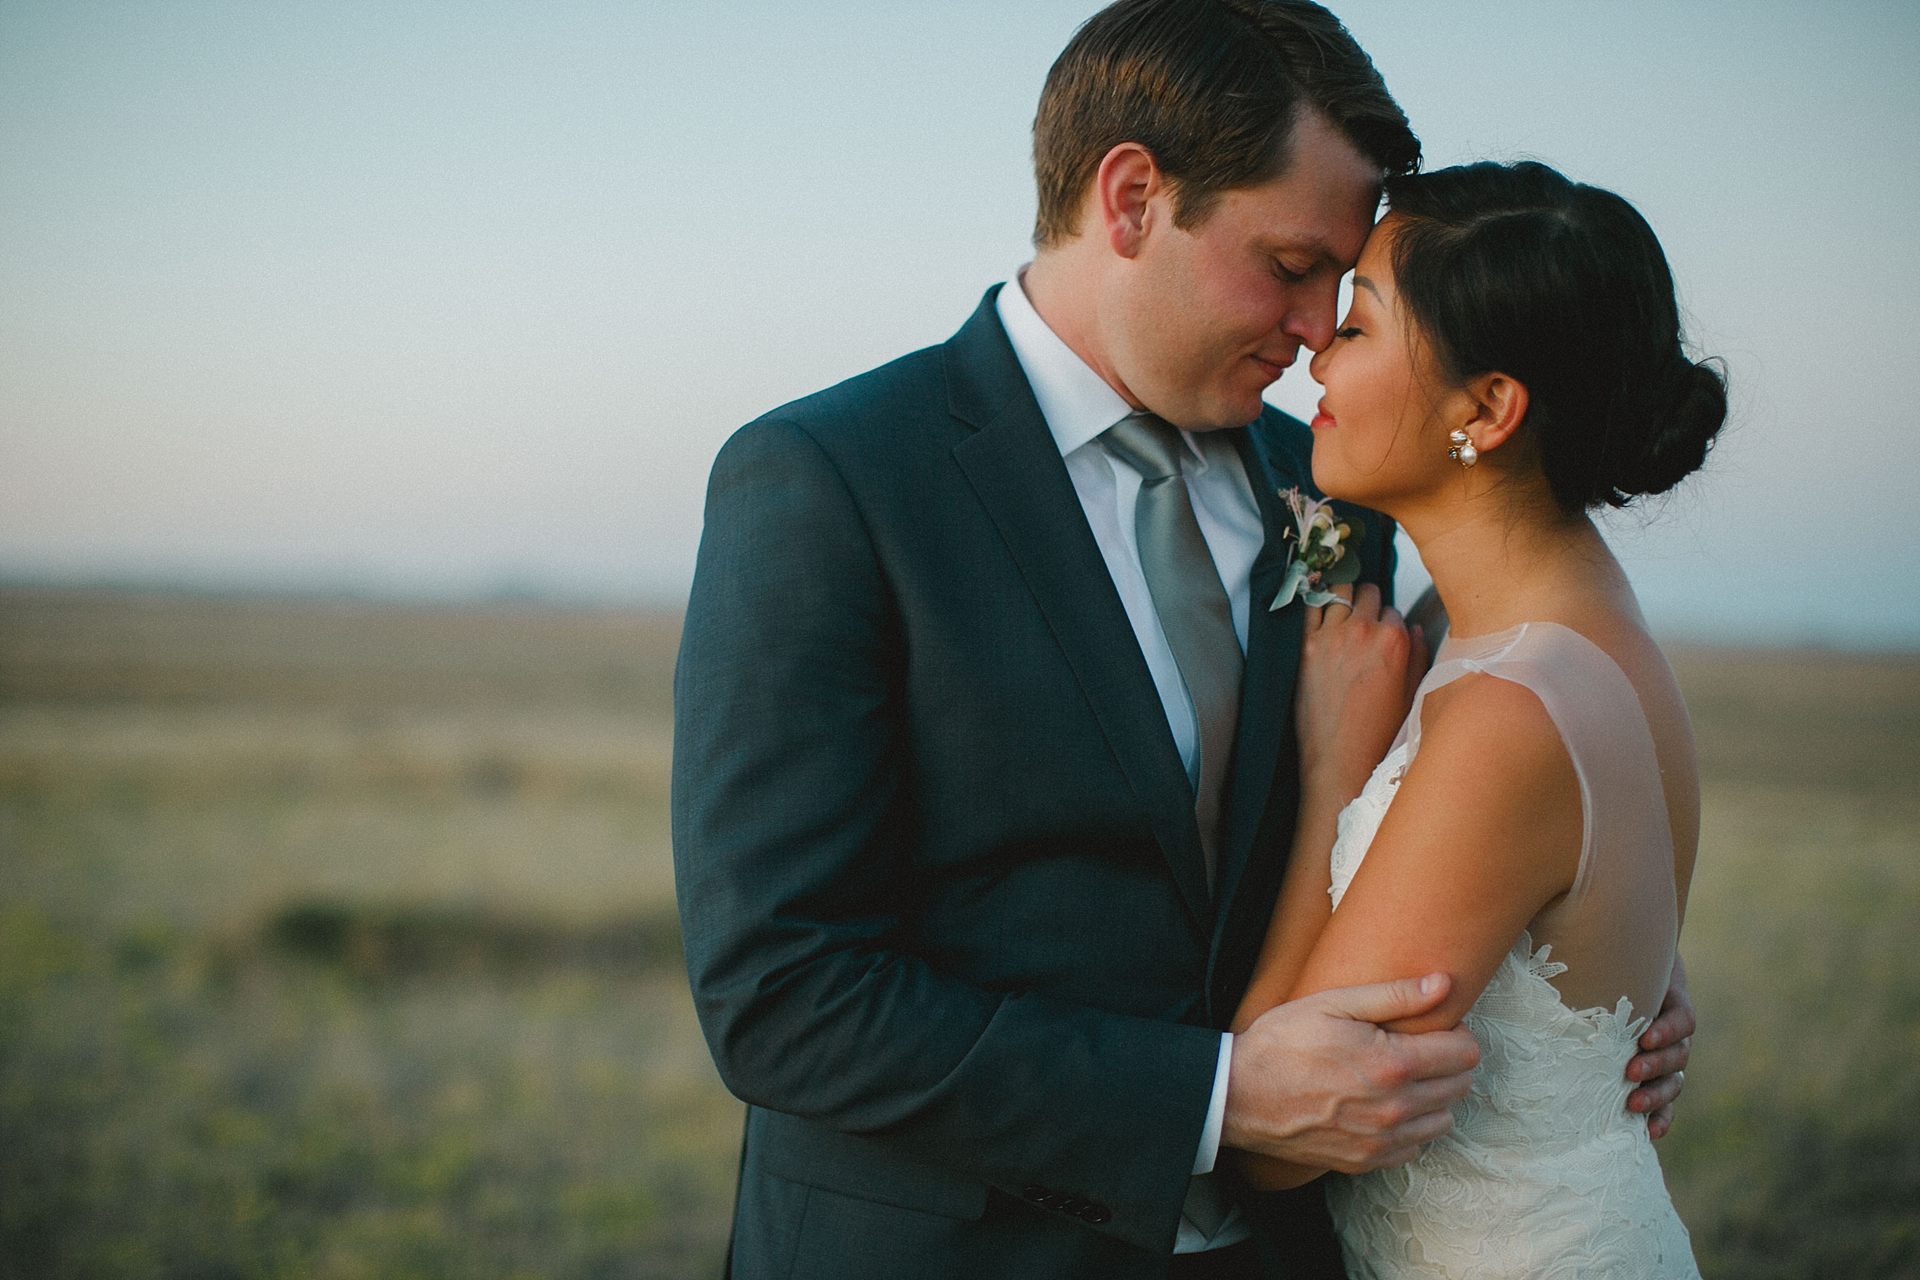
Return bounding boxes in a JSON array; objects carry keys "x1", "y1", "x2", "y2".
[{"x1": 671, "y1": 417, "x2": 1220, "y2": 1250}]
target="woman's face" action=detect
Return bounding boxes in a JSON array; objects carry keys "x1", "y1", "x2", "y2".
[{"x1": 1305, "y1": 217, "x2": 1457, "y2": 514}]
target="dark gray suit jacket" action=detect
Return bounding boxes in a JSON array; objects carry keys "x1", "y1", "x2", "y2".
[{"x1": 672, "y1": 288, "x2": 1394, "y2": 1280}]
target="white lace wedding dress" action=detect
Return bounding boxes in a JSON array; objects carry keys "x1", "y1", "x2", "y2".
[{"x1": 1323, "y1": 623, "x2": 1701, "y2": 1279}]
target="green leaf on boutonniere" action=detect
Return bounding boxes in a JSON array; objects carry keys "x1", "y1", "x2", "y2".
[
  {"x1": 1269, "y1": 491, "x2": 1367, "y2": 610},
  {"x1": 1323, "y1": 545, "x2": 1364, "y2": 586}
]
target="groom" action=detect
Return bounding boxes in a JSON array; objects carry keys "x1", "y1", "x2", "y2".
[{"x1": 673, "y1": 2, "x2": 1693, "y2": 1277}]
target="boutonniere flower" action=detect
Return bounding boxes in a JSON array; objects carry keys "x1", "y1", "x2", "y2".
[{"x1": 1269, "y1": 487, "x2": 1365, "y2": 610}]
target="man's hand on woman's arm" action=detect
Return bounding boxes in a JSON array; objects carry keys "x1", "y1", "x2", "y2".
[{"x1": 1222, "y1": 974, "x2": 1480, "y2": 1189}]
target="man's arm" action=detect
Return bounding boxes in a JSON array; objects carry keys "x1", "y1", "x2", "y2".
[{"x1": 671, "y1": 418, "x2": 1220, "y2": 1250}]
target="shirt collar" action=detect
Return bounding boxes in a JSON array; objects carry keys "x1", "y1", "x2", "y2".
[{"x1": 996, "y1": 268, "x2": 1207, "y2": 468}]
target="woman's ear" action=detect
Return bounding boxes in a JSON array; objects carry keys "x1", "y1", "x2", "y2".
[
  {"x1": 1458, "y1": 371, "x2": 1529, "y2": 456},
  {"x1": 1096, "y1": 143, "x2": 1162, "y2": 259}
]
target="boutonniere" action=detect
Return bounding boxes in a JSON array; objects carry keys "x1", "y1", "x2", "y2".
[{"x1": 1269, "y1": 488, "x2": 1365, "y2": 610}]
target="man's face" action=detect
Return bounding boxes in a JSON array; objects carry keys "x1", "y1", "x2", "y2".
[{"x1": 1106, "y1": 110, "x2": 1381, "y2": 431}]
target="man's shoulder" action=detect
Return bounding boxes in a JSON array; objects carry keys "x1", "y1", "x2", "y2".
[
  {"x1": 722, "y1": 339, "x2": 963, "y2": 476},
  {"x1": 769, "y1": 342, "x2": 950, "y2": 430},
  {"x1": 728, "y1": 287, "x2": 1016, "y2": 464}
]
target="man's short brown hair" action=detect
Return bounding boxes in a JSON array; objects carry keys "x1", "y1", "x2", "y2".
[{"x1": 1031, "y1": 0, "x2": 1419, "y2": 247}]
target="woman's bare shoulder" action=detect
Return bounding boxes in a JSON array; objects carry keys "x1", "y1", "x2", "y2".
[{"x1": 1505, "y1": 602, "x2": 1702, "y2": 867}]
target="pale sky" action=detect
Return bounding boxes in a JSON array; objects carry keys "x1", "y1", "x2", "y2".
[{"x1": 2, "y1": 1, "x2": 1916, "y2": 646}]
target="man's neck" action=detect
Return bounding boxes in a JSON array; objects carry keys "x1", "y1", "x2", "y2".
[{"x1": 1021, "y1": 250, "x2": 1143, "y2": 411}]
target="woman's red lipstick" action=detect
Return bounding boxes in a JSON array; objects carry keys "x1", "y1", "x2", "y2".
[{"x1": 1310, "y1": 401, "x2": 1335, "y2": 431}]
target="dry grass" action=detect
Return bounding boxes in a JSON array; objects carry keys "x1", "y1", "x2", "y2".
[
  {"x1": 1661, "y1": 646, "x2": 1920, "y2": 1276},
  {"x1": 0, "y1": 588, "x2": 724, "y2": 1280},
  {"x1": 0, "y1": 588, "x2": 1916, "y2": 1277}
]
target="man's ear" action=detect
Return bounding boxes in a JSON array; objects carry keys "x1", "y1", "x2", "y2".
[
  {"x1": 1457, "y1": 371, "x2": 1529, "y2": 456},
  {"x1": 1095, "y1": 143, "x2": 1162, "y2": 259}
]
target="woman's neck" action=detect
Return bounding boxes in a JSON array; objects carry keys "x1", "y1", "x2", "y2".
[{"x1": 1397, "y1": 484, "x2": 1621, "y2": 640}]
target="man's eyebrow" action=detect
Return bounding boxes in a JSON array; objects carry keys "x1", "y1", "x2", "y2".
[
  {"x1": 1353, "y1": 274, "x2": 1385, "y2": 303},
  {"x1": 1258, "y1": 233, "x2": 1339, "y2": 264}
]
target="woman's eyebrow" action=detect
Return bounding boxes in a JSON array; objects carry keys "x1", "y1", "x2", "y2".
[{"x1": 1352, "y1": 274, "x2": 1385, "y2": 303}]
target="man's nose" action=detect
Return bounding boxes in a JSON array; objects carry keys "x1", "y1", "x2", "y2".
[{"x1": 1281, "y1": 284, "x2": 1339, "y2": 353}]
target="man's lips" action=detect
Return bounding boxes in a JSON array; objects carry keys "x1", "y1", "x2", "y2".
[{"x1": 1249, "y1": 351, "x2": 1294, "y2": 379}]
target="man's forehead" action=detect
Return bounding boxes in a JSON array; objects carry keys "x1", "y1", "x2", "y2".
[
  {"x1": 1250, "y1": 211, "x2": 1378, "y2": 266},
  {"x1": 1223, "y1": 168, "x2": 1381, "y2": 259}
]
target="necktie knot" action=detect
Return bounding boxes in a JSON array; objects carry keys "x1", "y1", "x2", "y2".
[{"x1": 1101, "y1": 413, "x2": 1186, "y2": 485}]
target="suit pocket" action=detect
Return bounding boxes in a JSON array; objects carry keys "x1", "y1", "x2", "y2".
[{"x1": 748, "y1": 1106, "x2": 990, "y2": 1221}]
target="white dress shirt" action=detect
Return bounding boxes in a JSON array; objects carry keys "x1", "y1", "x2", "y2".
[{"x1": 997, "y1": 273, "x2": 1257, "y2": 1253}]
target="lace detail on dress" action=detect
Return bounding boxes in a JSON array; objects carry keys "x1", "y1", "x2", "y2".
[{"x1": 1320, "y1": 627, "x2": 1700, "y2": 1279}]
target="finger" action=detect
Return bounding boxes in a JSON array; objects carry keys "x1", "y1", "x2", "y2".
[
  {"x1": 1388, "y1": 1028, "x2": 1481, "y2": 1082},
  {"x1": 1351, "y1": 1108, "x2": 1458, "y2": 1172},
  {"x1": 1647, "y1": 1105, "x2": 1674, "y2": 1140},
  {"x1": 1626, "y1": 1039, "x2": 1689, "y2": 1083},
  {"x1": 1350, "y1": 582, "x2": 1382, "y2": 622},
  {"x1": 1358, "y1": 1143, "x2": 1429, "y2": 1173},
  {"x1": 1385, "y1": 1070, "x2": 1475, "y2": 1121},
  {"x1": 1385, "y1": 1102, "x2": 1458, "y2": 1149},
  {"x1": 1626, "y1": 1072, "x2": 1684, "y2": 1115},
  {"x1": 1640, "y1": 1002, "x2": 1697, "y2": 1050},
  {"x1": 1311, "y1": 973, "x2": 1450, "y2": 1025},
  {"x1": 1342, "y1": 1115, "x2": 1458, "y2": 1174}
]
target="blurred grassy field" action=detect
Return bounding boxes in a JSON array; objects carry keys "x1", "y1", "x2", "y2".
[{"x1": 1, "y1": 587, "x2": 1916, "y2": 1278}]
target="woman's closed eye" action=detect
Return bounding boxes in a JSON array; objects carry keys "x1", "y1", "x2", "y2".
[{"x1": 1336, "y1": 326, "x2": 1363, "y2": 341}]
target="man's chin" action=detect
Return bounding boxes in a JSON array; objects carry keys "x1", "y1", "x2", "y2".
[
  {"x1": 1185, "y1": 403, "x2": 1266, "y2": 432},
  {"x1": 1215, "y1": 387, "x2": 1276, "y2": 429}
]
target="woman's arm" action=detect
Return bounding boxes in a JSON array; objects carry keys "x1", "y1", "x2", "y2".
[
  {"x1": 1233, "y1": 584, "x2": 1425, "y2": 1033},
  {"x1": 1288, "y1": 675, "x2": 1583, "y2": 1029},
  {"x1": 1232, "y1": 670, "x2": 1585, "y2": 1187},
  {"x1": 1226, "y1": 585, "x2": 1421, "y2": 1187}
]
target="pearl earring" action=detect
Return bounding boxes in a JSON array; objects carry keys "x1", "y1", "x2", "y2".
[{"x1": 1447, "y1": 429, "x2": 1479, "y2": 468}]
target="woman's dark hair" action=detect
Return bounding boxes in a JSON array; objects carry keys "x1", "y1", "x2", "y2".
[{"x1": 1382, "y1": 161, "x2": 1726, "y2": 513}]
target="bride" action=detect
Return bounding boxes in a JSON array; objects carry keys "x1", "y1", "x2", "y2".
[{"x1": 1230, "y1": 160, "x2": 1724, "y2": 1278}]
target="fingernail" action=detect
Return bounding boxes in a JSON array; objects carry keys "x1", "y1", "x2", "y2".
[{"x1": 1420, "y1": 974, "x2": 1443, "y2": 996}]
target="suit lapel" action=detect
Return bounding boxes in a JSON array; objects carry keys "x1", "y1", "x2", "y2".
[
  {"x1": 944, "y1": 292, "x2": 1213, "y2": 930},
  {"x1": 1209, "y1": 424, "x2": 1309, "y2": 955}
]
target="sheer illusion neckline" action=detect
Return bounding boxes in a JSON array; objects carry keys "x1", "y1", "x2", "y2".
[{"x1": 1438, "y1": 619, "x2": 1607, "y2": 665}]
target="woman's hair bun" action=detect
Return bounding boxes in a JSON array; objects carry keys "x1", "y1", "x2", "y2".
[
  {"x1": 1382, "y1": 161, "x2": 1727, "y2": 514},
  {"x1": 1608, "y1": 356, "x2": 1727, "y2": 501}
]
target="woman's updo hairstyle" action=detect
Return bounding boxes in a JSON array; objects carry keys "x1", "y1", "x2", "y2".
[{"x1": 1381, "y1": 161, "x2": 1726, "y2": 514}]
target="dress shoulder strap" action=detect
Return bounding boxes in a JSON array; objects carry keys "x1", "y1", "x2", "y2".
[{"x1": 1401, "y1": 622, "x2": 1673, "y2": 900}]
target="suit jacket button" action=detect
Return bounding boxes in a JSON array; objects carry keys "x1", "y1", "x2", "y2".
[
  {"x1": 1055, "y1": 1194, "x2": 1086, "y2": 1215},
  {"x1": 1080, "y1": 1203, "x2": 1112, "y2": 1225},
  {"x1": 1020, "y1": 1185, "x2": 1050, "y2": 1204}
]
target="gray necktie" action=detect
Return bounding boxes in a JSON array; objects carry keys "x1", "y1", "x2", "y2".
[{"x1": 1102, "y1": 414, "x2": 1243, "y2": 891}]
